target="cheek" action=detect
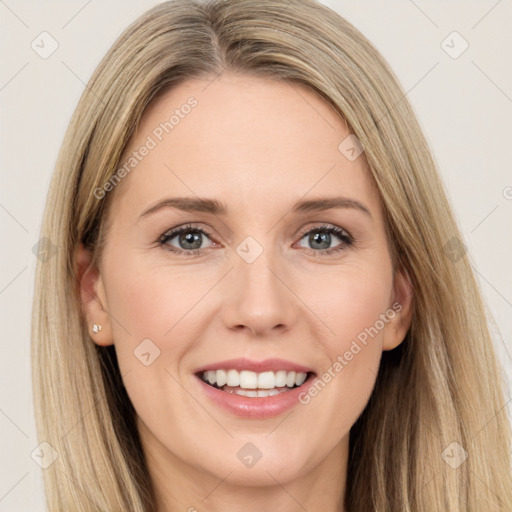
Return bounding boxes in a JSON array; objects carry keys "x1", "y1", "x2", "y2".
[
  {"x1": 294, "y1": 263, "x2": 392, "y2": 427},
  {"x1": 103, "y1": 255, "x2": 222, "y2": 414},
  {"x1": 299, "y1": 259, "x2": 393, "y2": 351},
  {"x1": 103, "y1": 259, "x2": 205, "y2": 433},
  {"x1": 105, "y1": 256, "x2": 211, "y2": 344}
]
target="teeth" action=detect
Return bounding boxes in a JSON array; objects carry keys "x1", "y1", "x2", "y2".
[
  {"x1": 295, "y1": 372, "x2": 307, "y2": 386},
  {"x1": 240, "y1": 370, "x2": 258, "y2": 389},
  {"x1": 226, "y1": 369, "x2": 240, "y2": 387},
  {"x1": 217, "y1": 369, "x2": 227, "y2": 387},
  {"x1": 258, "y1": 371, "x2": 275, "y2": 389},
  {"x1": 205, "y1": 370, "x2": 216, "y2": 385},
  {"x1": 200, "y1": 369, "x2": 309, "y2": 390},
  {"x1": 234, "y1": 388, "x2": 288, "y2": 397},
  {"x1": 275, "y1": 370, "x2": 287, "y2": 387}
]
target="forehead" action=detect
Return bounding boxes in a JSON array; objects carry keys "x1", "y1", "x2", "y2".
[{"x1": 110, "y1": 73, "x2": 380, "y2": 220}]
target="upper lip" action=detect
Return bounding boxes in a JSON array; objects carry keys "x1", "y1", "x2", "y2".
[{"x1": 194, "y1": 357, "x2": 315, "y2": 375}]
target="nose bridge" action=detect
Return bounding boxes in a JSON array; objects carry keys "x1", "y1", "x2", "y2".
[
  {"x1": 238, "y1": 244, "x2": 281, "y2": 300},
  {"x1": 221, "y1": 234, "x2": 297, "y2": 335}
]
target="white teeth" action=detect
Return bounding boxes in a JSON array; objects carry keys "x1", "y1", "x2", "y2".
[
  {"x1": 233, "y1": 388, "x2": 287, "y2": 397},
  {"x1": 200, "y1": 369, "x2": 309, "y2": 391},
  {"x1": 237, "y1": 389, "x2": 259, "y2": 397},
  {"x1": 240, "y1": 370, "x2": 258, "y2": 389},
  {"x1": 217, "y1": 369, "x2": 227, "y2": 387},
  {"x1": 205, "y1": 370, "x2": 216, "y2": 385},
  {"x1": 226, "y1": 369, "x2": 239, "y2": 387},
  {"x1": 275, "y1": 370, "x2": 287, "y2": 387},
  {"x1": 258, "y1": 371, "x2": 275, "y2": 389},
  {"x1": 295, "y1": 372, "x2": 307, "y2": 386},
  {"x1": 258, "y1": 389, "x2": 283, "y2": 397}
]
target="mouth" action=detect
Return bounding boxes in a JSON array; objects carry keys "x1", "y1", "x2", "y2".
[
  {"x1": 193, "y1": 358, "x2": 317, "y2": 418},
  {"x1": 195, "y1": 369, "x2": 315, "y2": 398}
]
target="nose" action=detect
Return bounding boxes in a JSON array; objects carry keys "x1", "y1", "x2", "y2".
[{"x1": 220, "y1": 246, "x2": 299, "y2": 337}]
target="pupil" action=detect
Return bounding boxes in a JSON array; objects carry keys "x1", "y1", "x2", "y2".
[
  {"x1": 180, "y1": 231, "x2": 202, "y2": 250},
  {"x1": 310, "y1": 231, "x2": 330, "y2": 250}
]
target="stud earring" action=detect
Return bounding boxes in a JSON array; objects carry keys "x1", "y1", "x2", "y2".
[{"x1": 93, "y1": 323, "x2": 102, "y2": 334}]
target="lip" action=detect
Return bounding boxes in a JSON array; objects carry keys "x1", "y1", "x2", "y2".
[
  {"x1": 193, "y1": 357, "x2": 314, "y2": 374},
  {"x1": 194, "y1": 370, "x2": 317, "y2": 420}
]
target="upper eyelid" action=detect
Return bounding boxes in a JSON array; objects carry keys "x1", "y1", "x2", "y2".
[
  {"x1": 296, "y1": 223, "x2": 351, "y2": 238},
  {"x1": 161, "y1": 222, "x2": 349, "y2": 237},
  {"x1": 160, "y1": 225, "x2": 216, "y2": 243}
]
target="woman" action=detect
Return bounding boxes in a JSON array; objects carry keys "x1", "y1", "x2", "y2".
[{"x1": 31, "y1": 0, "x2": 512, "y2": 510}]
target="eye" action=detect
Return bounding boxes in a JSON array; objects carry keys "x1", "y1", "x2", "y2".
[
  {"x1": 159, "y1": 224, "x2": 215, "y2": 254},
  {"x1": 296, "y1": 224, "x2": 353, "y2": 255},
  {"x1": 158, "y1": 223, "x2": 354, "y2": 257}
]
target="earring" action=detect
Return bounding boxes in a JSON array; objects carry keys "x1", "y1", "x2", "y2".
[{"x1": 93, "y1": 323, "x2": 102, "y2": 334}]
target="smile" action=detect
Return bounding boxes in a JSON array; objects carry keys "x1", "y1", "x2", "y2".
[
  {"x1": 199, "y1": 369, "x2": 309, "y2": 397},
  {"x1": 193, "y1": 357, "x2": 316, "y2": 418}
]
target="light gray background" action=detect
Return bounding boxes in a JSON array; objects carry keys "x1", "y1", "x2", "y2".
[{"x1": 1, "y1": 1, "x2": 511, "y2": 510}]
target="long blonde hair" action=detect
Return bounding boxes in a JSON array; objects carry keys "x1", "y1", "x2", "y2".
[{"x1": 31, "y1": 0, "x2": 512, "y2": 510}]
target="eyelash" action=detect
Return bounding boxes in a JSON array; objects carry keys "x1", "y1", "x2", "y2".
[{"x1": 157, "y1": 223, "x2": 354, "y2": 257}]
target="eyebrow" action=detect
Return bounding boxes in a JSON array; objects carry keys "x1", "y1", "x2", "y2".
[{"x1": 140, "y1": 196, "x2": 372, "y2": 219}]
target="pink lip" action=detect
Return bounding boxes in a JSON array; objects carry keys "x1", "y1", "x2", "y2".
[
  {"x1": 195, "y1": 372, "x2": 316, "y2": 419},
  {"x1": 193, "y1": 357, "x2": 314, "y2": 374}
]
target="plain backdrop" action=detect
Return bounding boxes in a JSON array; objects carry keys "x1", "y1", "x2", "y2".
[{"x1": 1, "y1": 1, "x2": 511, "y2": 510}]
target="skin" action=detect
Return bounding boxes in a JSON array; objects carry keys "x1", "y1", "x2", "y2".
[{"x1": 76, "y1": 73, "x2": 413, "y2": 512}]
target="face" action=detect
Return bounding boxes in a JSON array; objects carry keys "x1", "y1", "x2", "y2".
[{"x1": 78, "y1": 73, "x2": 412, "y2": 501}]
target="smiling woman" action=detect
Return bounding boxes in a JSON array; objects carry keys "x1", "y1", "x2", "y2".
[{"x1": 31, "y1": 0, "x2": 512, "y2": 511}]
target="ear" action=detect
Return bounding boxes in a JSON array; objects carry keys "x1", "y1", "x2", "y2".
[
  {"x1": 382, "y1": 263, "x2": 414, "y2": 351},
  {"x1": 74, "y1": 242, "x2": 114, "y2": 346}
]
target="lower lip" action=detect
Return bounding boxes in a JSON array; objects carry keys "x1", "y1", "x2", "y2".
[{"x1": 195, "y1": 373, "x2": 316, "y2": 419}]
